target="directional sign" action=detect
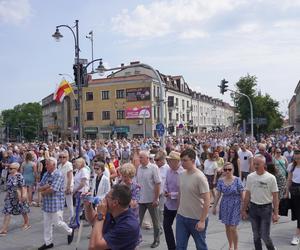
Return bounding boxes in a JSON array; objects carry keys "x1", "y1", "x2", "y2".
[{"x1": 156, "y1": 123, "x2": 165, "y2": 137}]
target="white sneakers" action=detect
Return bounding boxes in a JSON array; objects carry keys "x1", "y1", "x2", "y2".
[{"x1": 291, "y1": 235, "x2": 300, "y2": 245}]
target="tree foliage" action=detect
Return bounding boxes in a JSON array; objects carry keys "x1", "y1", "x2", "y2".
[
  {"x1": 233, "y1": 74, "x2": 283, "y2": 135},
  {"x1": 1, "y1": 102, "x2": 42, "y2": 141}
]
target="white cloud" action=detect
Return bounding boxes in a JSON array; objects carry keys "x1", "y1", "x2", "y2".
[
  {"x1": 0, "y1": 0, "x2": 31, "y2": 24},
  {"x1": 111, "y1": 0, "x2": 243, "y2": 39},
  {"x1": 273, "y1": 20, "x2": 300, "y2": 29},
  {"x1": 179, "y1": 30, "x2": 208, "y2": 39}
]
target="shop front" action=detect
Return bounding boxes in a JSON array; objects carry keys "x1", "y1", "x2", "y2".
[{"x1": 84, "y1": 127, "x2": 98, "y2": 140}]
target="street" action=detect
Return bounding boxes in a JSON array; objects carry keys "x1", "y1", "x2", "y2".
[{"x1": 0, "y1": 189, "x2": 298, "y2": 250}]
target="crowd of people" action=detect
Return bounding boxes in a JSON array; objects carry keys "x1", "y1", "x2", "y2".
[{"x1": 0, "y1": 131, "x2": 299, "y2": 250}]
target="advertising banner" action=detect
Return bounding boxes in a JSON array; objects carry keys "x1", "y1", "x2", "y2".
[
  {"x1": 126, "y1": 87, "x2": 151, "y2": 101},
  {"x1": 125, "y1": 106, "x2": 151, "y2": 119}
]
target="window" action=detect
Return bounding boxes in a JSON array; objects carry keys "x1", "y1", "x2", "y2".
[
  {"x1": 116, "y1": 89, "x2": 125, "y2": 99},
  {"x1": 74, "y1": 99, "x2": 79, "y2": 110},
  {"x1": 176, "y1": 113, "x2": 179, "y2": 121},
  {"x1": 102, "y1": 111, "x2": 110, "y2": 120},
  {"x1": 169, "y1": 112, "x2": 172, "y2": 121},
  {"x1": 86, "y1": 92, "x2": 93, "y2": 101},
  {"x1": 182, "y1": 114, "x2": 185, "y2": 122},
  {"x1": 182, "y1": 100, "x2": 185, "y2": 110},
  {"x1": 117, "y1": 110, "x2": 125, "y2": 120},
  {"x1": 86, "y1": 112, "x2": 94, "y2": 121},
  {"x1": 153, "y1": 86, "x2": 156, "y2": 98},
  {"x1": 175, "y1": 98, "x2": 179, "y2": 106},
  {"x1": 101, "y1": 91, "x2": 109, "y2": 100},
  {"x1": 187, "y1": 101, "x2": 189, "y2": 108}
]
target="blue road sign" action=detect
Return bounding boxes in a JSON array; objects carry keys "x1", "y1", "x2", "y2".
[{"x1": 156, "y1": 123, "x2": 165, "y2": 137}]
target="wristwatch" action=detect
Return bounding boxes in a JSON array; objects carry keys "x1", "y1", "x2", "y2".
[{"x1": 97, "y1": 212, "x2": 105, "y2": 221}]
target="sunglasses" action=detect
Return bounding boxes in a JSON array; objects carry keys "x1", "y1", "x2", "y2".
[
  {"x1": 223, "y1": 168, "x2": 232, "y2": 172},
  {"x1": 94, "y1": 167, "x2": 100, "y2": 170},
  {"x1": 154, "y1": 159, "x2": 160, "y2": 161},
  {"x1": 9, "y1": 168, "x2": 17, "y2": 170},
  {"x1": 59, "y1": 156, "x2": 67, "y2": 159}
]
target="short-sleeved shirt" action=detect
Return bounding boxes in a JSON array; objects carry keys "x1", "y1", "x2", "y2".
[
  {"x1": 245, "y1": 171, "x2": 278, "y2": 205},
  {"x1": 203, "y1": 159, "x2": 217, "y2": 175},
  {"x1": 40, "y1": 169, "x2": 65, "y2": 213},
  {"x1": 58, "y1": 161, "x2": 74, "y2": 190},
  {"x1": 74, "y1": 167, "x2": 90, "y2": 193},
  {"x1": 177, "y1": 168, "x2": 210, "y2": 220},
  {"x1": 103, "y1": 208, "x2": 140, "y2": 250},
  {"x1": 287, "y1": 164, "x2": 300, "y2": 183},
  {"x1": 238, "y1": 150, "x2": 253, "y2": 172},
  {"x1": 136, "y1": 163, "x2": 161, "y2": 203}
]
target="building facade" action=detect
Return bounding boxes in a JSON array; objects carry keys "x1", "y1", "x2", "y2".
[{"x1": 42, "y1": 62, "x2": 236, "y2": 140}]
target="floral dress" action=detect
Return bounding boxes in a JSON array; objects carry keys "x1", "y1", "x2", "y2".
[
  {"x1": 2, "y1": 173, "x2": 30, "y2": 215},
  {"x1": 217, "y1": 177, "x2": 243, "y2": 226}
]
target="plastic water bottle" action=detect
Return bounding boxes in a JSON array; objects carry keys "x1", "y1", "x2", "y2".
[{"x1": 85, "y1": 196, "x2": 101, "y2": 205}]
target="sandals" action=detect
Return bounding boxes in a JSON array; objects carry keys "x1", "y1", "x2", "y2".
[
  {"x1": 0, "y1": 231, "x2": 7, "y2": 236},
  {"x1": 22, "y1": 224, "x2": 31, "y2": 231}
]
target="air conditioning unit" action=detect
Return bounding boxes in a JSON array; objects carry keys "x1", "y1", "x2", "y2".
[{"x1": 137, "y1": 119, "x2": 143, "y2": 125}]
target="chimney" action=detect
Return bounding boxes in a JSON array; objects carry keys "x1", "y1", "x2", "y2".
[{"x1": 130, "y1": 61, "x2": 140, "y2": 65}]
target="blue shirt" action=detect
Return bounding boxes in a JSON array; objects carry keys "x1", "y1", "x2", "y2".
[
  {"x1": 103, "y1": 208, "x2": 140, "y2": 250},
  {"x1": 40, "y1": 169, "x2": 65, "y2": 213}
]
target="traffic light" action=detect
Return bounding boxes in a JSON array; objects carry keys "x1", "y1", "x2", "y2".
[
  {"x1": 73, "y1": 63, "x2": 87, "y2": 86},
  {"x1": 73, "y1": 64, "x2": 78, "y2": 85},
  {"x1": 219, "y1": 79, "x2": 229, "y2": 95}
]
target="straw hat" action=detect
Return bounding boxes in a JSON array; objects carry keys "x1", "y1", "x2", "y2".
[{"x1": 166, "y1": 151, "x2": 181, "y2": 161}]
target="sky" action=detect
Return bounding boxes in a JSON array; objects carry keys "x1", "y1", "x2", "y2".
[{"x1": 1, "y1": 0, "x2": 300, "y2": 116}]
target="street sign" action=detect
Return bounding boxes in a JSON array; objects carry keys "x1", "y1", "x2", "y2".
[
  {"x1": 156, "y1": 123, "x2": 165, "y2": 137},
  {"x1": 75, "y1": 58, "x2": 88, "y2": 65}
]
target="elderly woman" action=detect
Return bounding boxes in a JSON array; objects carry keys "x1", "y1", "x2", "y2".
[
  {"x1": 118, "y1": 163, "x2": 141, "y2": 219},
  {"x1": 91, "y1": 161, "x2": 110, "y2": 201},
  {"x1": 73, "y1": 158, "x2": 90, "y2": 194},
  {"x1": 0, "y1": 163, "x2": 31, "y2": 236}
]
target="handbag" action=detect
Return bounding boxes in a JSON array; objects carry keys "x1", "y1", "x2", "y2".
[{"x1": 279, "y1": 198, "x2": 291, "y2": 216}]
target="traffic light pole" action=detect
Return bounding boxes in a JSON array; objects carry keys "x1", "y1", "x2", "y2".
[{"x1": 228, "y1": 88, "x2": 254, "y2": 143}]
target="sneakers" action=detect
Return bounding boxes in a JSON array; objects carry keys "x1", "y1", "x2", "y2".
[
  {"x1": 67, "y1": 229, "x2": 75, "y2": 245},
  {"x1": 291, "y1": 235, "x2": 299, "y2": 245}
]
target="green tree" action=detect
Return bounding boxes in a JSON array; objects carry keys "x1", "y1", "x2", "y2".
[
  {"x1": 1, "y1": 102, "x2": 42, "y2": 141},
  {"x1": 233, "y1": 74, "x2": 283, "y2": 135}
]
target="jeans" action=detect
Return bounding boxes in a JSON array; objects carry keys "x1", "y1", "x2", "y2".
[
  {"x1": 139, "y1": 203, "x2": 160, "y2": 242},
  {"x1": 249, "y1": 202, "x2": 275, "y2": 250},
  {"x1": 163, "y1": 206, "x2": 177, "y2": 250},
  {"x1": 176, "y1": 214, "x2": 208, "y2": 250}
]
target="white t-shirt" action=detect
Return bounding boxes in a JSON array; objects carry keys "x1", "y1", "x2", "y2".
[
  {"x1": 284, "y1": 151, "x2": 294, "y2": 163},
  {"x1": 74, "y1": 167, "x2": 90, "y2": 193},
  {"x1": 203, "y1": 159, "x2": 218, "y2": 175},
  {"x1": 287, "y1": 164, "x2": 300, "y2": 183},
  {"x1": 58, "y1": 161, "x2": 74, "y2": 191},
  {"x1": 238, "y1": 150, "x2": 253, "y2": 172},
  {"x1": 246, "y1": 171, "x2": 278, "y2": 205}
]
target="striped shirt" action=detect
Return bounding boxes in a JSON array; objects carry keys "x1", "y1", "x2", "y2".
[{"x1": 40, "y1": 169, "x2": 65, "y2": 213}]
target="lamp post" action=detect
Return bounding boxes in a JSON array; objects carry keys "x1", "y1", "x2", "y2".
[
  {"x1": 88, "y1": 59, "x2": 166, "y2": 148},
  {"x1": 52, "y1": 20, "x2": 82, "y2": 156}
]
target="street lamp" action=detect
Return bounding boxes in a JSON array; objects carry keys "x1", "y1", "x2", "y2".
[
  {"x1": 52, "y1": 20, "x2": 82, "y2": 156},
  {"x1": 92, "y1": 59, "x2": 166, "y2": 147}
]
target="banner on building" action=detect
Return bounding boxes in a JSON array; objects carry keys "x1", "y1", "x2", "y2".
[
  {"x1": 125, "y1": 106, "x2": 151, "y2": 119},
  {"x1": 126, "y1": 87, "x2": 151, "y2": 101}
]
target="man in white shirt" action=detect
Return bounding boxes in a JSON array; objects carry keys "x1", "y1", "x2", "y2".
[
  {"x1": 238, "y1": 143, "x2": 253, "y2": 183},
  {"x1": 154, "y1": 150, "x2": 170, "y2": 233},
  {"x1": 137, "y1": 150, "x2": 161, "y2": 248},
  {"x1": 242, "y1": 154, "x2": 279, "y2": 250},
  {"x1": 58, "y1": 151, "x2": 74, "y2": 219},
  {"x1": 283, "y1": 144, "x2": 294, "y2": 164}
]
